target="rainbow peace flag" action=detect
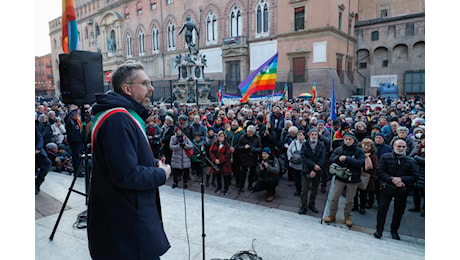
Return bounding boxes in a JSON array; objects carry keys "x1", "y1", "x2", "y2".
[
  {"x1": 312, "y1": 80, "x2": 317, "y2": 104},
  {"x1": 62, "y1": 0, "x2": 81, "y2": 53},
  {"x1": 218, "y1": 82, "x2": 223, "y2": 105},
  {"x1": 239, "y1": 53, "x2": 278, "y2": 103},
  {"x1": 283, "y1": 82, "x2": 288, "y2": 102}
]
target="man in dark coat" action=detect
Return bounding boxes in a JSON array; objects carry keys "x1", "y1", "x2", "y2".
[
  {"x1": 298, "y1": 129, "x2": 326, "y2": 214},
  {"x1": 252, "y1": 147, "x2": 280, "y2": 202},
  {"x1": 373, "y1": 139, "x2": 418, "y2": 240},
  {"x1": 88, "y1": 61, "x2": 172, "y2": 260},
  {"x1": 64, "y1": 107, "x2": 84, "y2": 177},
  {"x1": 374, "y1": 133, "x2": 392, "y2": 159},
  {"x1": 237, "y1": 125, "x2": 262, "y2": 193},
  {"x1": 325, "y1": 132, "x2": 365, "y2": 227},
  {"x1": 35, "y1": 123, "x2": 51, "y2": 194}
]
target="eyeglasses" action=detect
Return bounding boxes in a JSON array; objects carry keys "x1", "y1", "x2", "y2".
[{"x1": 125, "y1": 80, "x2": 152, "y2": 88}]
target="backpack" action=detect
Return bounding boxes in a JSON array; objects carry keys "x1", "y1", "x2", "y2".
[{"x1": 290, "y1": 141, "x2": 303, "y2": 164}]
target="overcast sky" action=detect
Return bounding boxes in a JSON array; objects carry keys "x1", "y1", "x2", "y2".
[{"x1": 36, "y1": 0, "x2": 62, "y2": 56}]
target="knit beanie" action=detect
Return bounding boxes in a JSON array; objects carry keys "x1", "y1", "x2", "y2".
[{"x1": 262, "y1": 147, "x2": 271, "y2": 154}]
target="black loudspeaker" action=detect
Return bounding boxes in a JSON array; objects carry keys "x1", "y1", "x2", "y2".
[{"x1": 59, "y1": 50, "x2": 104, "y2": 106}]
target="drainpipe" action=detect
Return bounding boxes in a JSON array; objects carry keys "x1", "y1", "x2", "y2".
[
  {"x1": 160, "y1": 0, "x2": 165, "y2": 78},
  {"x1": 355, "y1": 0, "x2": 367, "y2": 96}
]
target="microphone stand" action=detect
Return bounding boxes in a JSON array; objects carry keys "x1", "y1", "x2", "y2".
[{"x1": 181, "y1": 128, "x2": 219, "y2": 260}]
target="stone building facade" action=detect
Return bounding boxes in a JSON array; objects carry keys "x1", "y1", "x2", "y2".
[
  {"x1": 354, "y1": 0, "x2": 425, "y2": 97},
  {"x1": 35, "y1": 54, "x2": 55, "y2": 96},
  {"x1": 48, "y1": 0, "x2": 424, "y2": 100}
]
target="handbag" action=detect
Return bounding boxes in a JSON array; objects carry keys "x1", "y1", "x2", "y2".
[
  {"x1": 329, "y1": 163, "x2": 352, "y2": 181},
  {"x1": 290, "y1": 142, "x2": 303, "y2": 164},
  {"x1": 358, "y1": 172, "x2": 371, "y2": 190}
]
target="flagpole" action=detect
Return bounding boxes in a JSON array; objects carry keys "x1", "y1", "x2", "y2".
[{"x1": 329, "y1": 79, "x2": 336, "y2": 150}]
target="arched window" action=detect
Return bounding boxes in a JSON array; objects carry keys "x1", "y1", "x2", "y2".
[
  {"x1": 206, "y1": 11, "x2": 218, "y2": 45},
  {"x1": 152, "y1": 26, "x2": 159, "y2": 53},
  {"x1": 138, "y1": 29, "x2": 145, "y2": 56},
  {"x1": 256, "y1": 0, "x2": 269, "y2": 36},
  {"x1": 107, "y1": 30, "x2": 117, "y2": 52},
  {"x1": 167, "y1": 21, "x2": 176, "y2": 51},
  {"x1": 126, "y1": 33, "x2": 132, "y2": 57},
  {"x1": 230, "y1": 5, "x2": 242, "y2": 37}
]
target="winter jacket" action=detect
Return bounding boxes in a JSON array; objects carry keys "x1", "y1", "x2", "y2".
[
  {"x1": 170, "y1": 134, "x2": 193, "y2": 169},
  {"x1": 255, "y1": 154, "x2": 280, "y2": 180},
  {"x1": 191, "y1": 122, "x2": 206, "y2": 138},
  {"x1": 287, "y1": 139, "x2": 306, "y2": 170},
  {"x1": 261, "y1": 128, "x2": 278, "y2": 153},
  {"x1": 237, "y1": 132, "x2": 262, "y2": 167},
  {"x1": 375, "y1": 143, "x2": 393, "y2": 159},
  {"x1": 377, "y1": 152, "x2": 418, "y2": 190},
  {"x1": 51, "y1": 123, "x2": 66, "y2": 144},
  {"x1": 363, "y1": 152, "x2": 379, "y2": 191},
  {"x1": 88, "y1": 91, "x2": 170, "y2": 260},
  {"x1": 330, "y1": 142, "x2": 365, "y2": 183},
  {"x1": 209, "y1": 139, "x2": 232, "y2": 176},
  {"x1": 301, "y1": 140, "x2": 326, "y2": 177},
  {"x1": 409, "y1": 144, "x2": 425, "y2": 188}
]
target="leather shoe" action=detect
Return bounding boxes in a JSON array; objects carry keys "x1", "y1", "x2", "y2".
[
  {"x1": 298, "y1": 207, "x2": 307, "y2": 215},
  {"x1": 409, "y1": 207, "x2": 421, "y2": 212},
  {"x1": 391, "y1": 232, "x2": 400, "y2": 240},
  {"x1": 324, "y1": 215, "x2": 335, "y2": 223},
  {"x1": 359, "y1": 208, "x2": 365, "y2": 215},
  {"x1": 293, "y1": 191, "x2": 300, "y2": 196},
  {"x1": 321, "y1": 186, "x2": 326, "y2": 193},
  {"x1": 373, "y1": 231, "x2": 382, "y2": 239},
  {"x1": 265, "y1": 193, "x2": 276, "y2": 202},
  {"x1": 344, "y1": 216, "x2": 352, "y2": 227},
  {"x1": 308, "y1": 205, "x2": 319, "y2": 213}
]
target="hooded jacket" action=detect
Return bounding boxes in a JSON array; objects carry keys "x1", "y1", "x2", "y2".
[{"x1": 87, "y1": 92, "x2": 170, "y2": 260}]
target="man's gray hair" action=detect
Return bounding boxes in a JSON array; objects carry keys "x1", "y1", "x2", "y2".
[
  {"x1": 165, "y1": 116, "x2": 174, "y2": 123},
  {"x1": 396, "y1": 126, "x2": 409, "y2": 133},
  {"x1": 111, "y1": 61, "x2": 145, "y2": 94}
]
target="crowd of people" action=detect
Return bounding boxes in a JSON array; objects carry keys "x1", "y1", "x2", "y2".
[{"x1": 35, "y1": 89, "x2": 425, "y2": 240}]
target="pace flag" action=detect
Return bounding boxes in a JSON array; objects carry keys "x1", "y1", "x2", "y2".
[
  {"x1": 283, "y1": 82, "x2": 288, "y2": 102},
  {"x1": 238, "y1": 53, "x2": 278, "y2": 103},
  {"x1": 218, "y1": 82, "x2": 223, "y2": 105},
  {"x1": 62, "y1": 0, "x2": 81, "y2": 53},
  {"x1": 312, "y1": 80, "x2": 317, "y2": 104}
]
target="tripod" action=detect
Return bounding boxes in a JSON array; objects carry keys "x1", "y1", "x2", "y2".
[{"x1": 49, "y1": 106, "x2": 91, "y2": 241}]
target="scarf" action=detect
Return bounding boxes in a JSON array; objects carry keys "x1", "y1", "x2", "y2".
[
  {"x1": 364, "y1": 152, "x2": 373, "y2": 171},
  {"x1": 308, "y1": 139, "x2": 317, "y2": 151}
]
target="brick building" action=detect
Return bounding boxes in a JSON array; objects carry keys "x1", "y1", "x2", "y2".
[
  {"x1": 35, "y1": 54, "x2": 55, "y2": 96},
  {"x1": 354, "y1": 0, "x2": 425, "y2": 98},
  {"x1": 48, "y1": 0, "x2": 424, "y2": 100}
]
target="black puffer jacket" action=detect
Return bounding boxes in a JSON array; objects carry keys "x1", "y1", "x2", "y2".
[
  {"x1": 409, "y1": 144, "x2": 425, "y2": 188},
  {"x1": 377, "y1": 152, "x2": 418, "y2": 189},
  {"x1": 237, "y1": 132, "x2": 262, "y2": 167},
  {"x1": 329, "y1": 142, "x2": 365, "y2": 183}
]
